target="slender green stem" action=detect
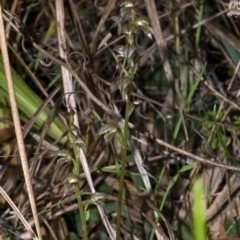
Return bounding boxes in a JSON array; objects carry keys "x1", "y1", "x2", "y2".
[
  {"x1": 116, "y1": 100, "x2": 131, "y2": 240},
  {"x1": 116, "y1": 3, "x2": 136, "y2": 239},
  {"x1": 195, "y1": 2, "x2": 204, "y2": 49},
  {"x1": 75, "y1": 183, "x2": 88, "y2": 240},
  {"x1": 73, "y1": 144, "x2": 88, "y2": 240}
]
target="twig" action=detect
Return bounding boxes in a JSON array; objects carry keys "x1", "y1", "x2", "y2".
[
  {"x1": 0, "y1": 187, "x2": 37, "y2": 240},
  {"x1": 0, "y1": 5, "x2": 42, "y2": 240}
]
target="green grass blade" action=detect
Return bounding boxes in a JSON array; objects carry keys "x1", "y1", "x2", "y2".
[
  {"x1": 192, "y1": 177, "x2": 207, "y2": 240},
  {"x1": 0, "y1": 56, "x2": 66, "y2": 142}
]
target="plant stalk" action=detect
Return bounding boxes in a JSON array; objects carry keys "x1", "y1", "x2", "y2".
[
  {"x1": 116, "y1": 100, "x2": 131, "y2": 240},
  {"x1": 73, "y1": 145, "x2": 88, "y2": 240}
]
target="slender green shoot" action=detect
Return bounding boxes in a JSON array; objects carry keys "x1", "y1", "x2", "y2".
[{"x1": 192, "y1": 177, "x2": 207, "y2": 240}]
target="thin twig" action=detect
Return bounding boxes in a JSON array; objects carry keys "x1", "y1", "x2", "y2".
[
  {"x1": 0, "y1": 5, "x2": 41, "y2": 239},
  {"x1": 0, "y1": 187, "x2": 37, "y2": 240}
]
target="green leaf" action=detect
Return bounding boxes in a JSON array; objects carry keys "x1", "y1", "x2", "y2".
[
  {"x1": 0, "y1": 56, "x2": 66, "y2": 142},
  {"x1": 128, "y1": 102, "x2": 134, "y2": 117},
  {"x1": 179, "y1": 163, "x2": 197, "y2": 173},
  {"x1": 160, "y1": 164, "x2": 196, "y2": 211},
  {"x1": 117, "y1": 130, "x2": 124, "y2": 148},
  {"x1": 192, "y1": 177, "x2": 207, "y2": 240},
  {"x1": 85, "y1": 209, "x2": 90, "y2": 221}
]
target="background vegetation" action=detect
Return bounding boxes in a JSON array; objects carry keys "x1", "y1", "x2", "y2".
[{"x1": 0, "y1": 0, "x2": 240, "y2": 239}]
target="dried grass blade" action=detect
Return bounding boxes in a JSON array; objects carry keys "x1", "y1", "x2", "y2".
[
  {"x1": 91, "y1": 0, "x2": 117, "y2": 55},
  {"x1": 0, "y1": 5, "x2": 41, "y2": 240},
  {"x1": 65, "y1": 0, "x2": 89, "y2": 55},
  {"x1": 0, "y1": 187, "x2": 37, "y2": 240}
]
